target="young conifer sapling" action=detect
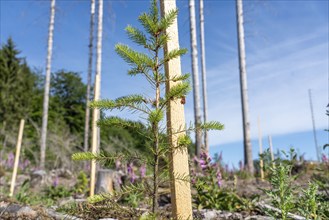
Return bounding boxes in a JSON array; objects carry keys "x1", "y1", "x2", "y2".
[{"x1": 73, "y1": 0, "x2": 223, "y2": 215}]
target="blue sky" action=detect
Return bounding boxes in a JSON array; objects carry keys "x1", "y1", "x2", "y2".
[{"x1": 1, "y1": 0, "x2": 328, "y2": 167}]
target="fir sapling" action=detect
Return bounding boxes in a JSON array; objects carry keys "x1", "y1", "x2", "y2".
[{"x1": 72, "y1": 0, "x2": 223, "y2": 216}]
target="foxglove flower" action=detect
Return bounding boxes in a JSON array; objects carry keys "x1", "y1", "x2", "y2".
[
  {"x1": 53, "y1": 176, "x2": 59, "y2": 187},
  {"x1": 130, "y1": 171, "x2": 137, "y2": 183},
  {"x1": 216, "y1": 170, "x2": 222, "y2": 187},
  {"x1": 127, "y1": 162, "x2": 133, "y2": 175},
  {"x1": 225, "y1": 164, "x2": 229, "y2": 173},
  {"x1": 139, "y1": 164, "x2": 146, "y2": 178},
  {"x1": 6, "y1": 152, "x2": 14, "y2": 168},
  {"x1": 322, "y1": 154, "x2": 328, "y2": 163},
  {"x1": 218, "y1": 151, "x2": 223, "y2": 162}
]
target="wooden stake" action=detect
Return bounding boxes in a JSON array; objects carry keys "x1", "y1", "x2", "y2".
[
  {"x1": 257, "y1": 116, "x2": 264, "y2": 181},
  {"x1": 90, "y1": 0, "x2": 103, "y2": 197},
  {"x1": 268, "y1": 135, "x2": 274, "y2": 162},
  {"x1": 160, "y1": 0, "x2": 193, "y2": 218},
  {"x1": 9, "y1": 119, "x2": 25, "y2": 197}
]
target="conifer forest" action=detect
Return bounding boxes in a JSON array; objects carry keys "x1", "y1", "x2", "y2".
[{"x1": 0, "y1": 0, "x2": 328, "y2": 219}]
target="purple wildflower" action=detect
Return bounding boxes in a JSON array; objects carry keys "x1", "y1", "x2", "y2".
[
  {"x1": 53, "y1": 176, "x2": 59, "y2": 187},
  {"x1": 216, "y1": 170, "x2": 222, "y2": 187},
  {"x1": 225, "y1": 164, "x2": 229, "y2": 173},
  {"x1": 195, "y1": 151, "x2": 212, "y2": 170},
  {"x1": 191, "y1": 177, "x2": 196, "y2": 185},
  {"x1": 139, "y1": 164, "x2": 146, "y2": 178},
  {"x1": 219, "y1": 151, "x2": 223, "y2": 162},
  {"x1": 130, "y1": 171, "x2": 137, "y2": 183},
  {"x1": 127, "y1": 162, "x2": 137, "y2": 183},
  {"x1": 127, "y1": 162, "x2": 133, "y2": 175},
  {"x1": 200, "y1": 151, "x2": 211, "y2": 162},
  {"x1": 322, "y1": 154, "x2": 328, "y2": 163},
  {"x1": 19, "y1": 159, "x2": 30, "y2": 170},
  {"x1": 6, "y1": 152, "x2": 14, "y2": 168}
]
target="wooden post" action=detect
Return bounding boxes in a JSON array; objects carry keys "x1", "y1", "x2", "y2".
[
  {"x1": 160, "y1": 0, "x2": 193, "y2": 219},
  {"x1": 257, "y1": 116, "x2": 264, "y2": 181},
  {"x1": 90, "y1": 0, "x2": 103, "y2": 197},
  {"x1": 9, "y1": 119, "x2": 25, "y2": 197},
  {"x1": 268, "y1": 135, "x2": 274, "y2": 162}
]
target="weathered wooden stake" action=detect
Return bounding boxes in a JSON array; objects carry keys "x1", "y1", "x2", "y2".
[
  {"x1": 9, "y1": 119, "x2": 25, "y2": 197},
  {"x1": 160, "y1": 0, "x2": 193, "y2": 218},
  {"x1": 257, "y1": 116, "x2": 264, "y2": 181},
  {"x1": 90, "y1": 0, "x2": 103, "y2": 197}
]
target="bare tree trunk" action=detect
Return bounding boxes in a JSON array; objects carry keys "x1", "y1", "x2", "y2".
[
  {"x1": 189, "y1": 0, "x2": 202, "y2": 157},
  {"x1": 199, "y1": 0, "x2": 208, "y2": 152},
  {"x1": 90, "y1": 0, "x2": 103, "y2": 197},
  {"x1": 236, "y1": 0, "x2": 254, "y2": 173},
  {"x1": 84, "y1": 0, "x2": 96, "y2": 153},
  {"x1": 40, "y1": 0, "x2": 56, "y2": 170},
  {"x1": 257, "y1": 116, "x2": 264, "y2": 180},
  {"x1": 308, "y1": 89, "x2": 320, "y2": 161}
]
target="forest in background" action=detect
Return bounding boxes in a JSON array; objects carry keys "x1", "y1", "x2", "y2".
[{"x1": 0, "y1": 37, "x2": 157, "y2": 170}]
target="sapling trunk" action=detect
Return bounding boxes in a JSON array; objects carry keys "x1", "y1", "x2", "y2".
[
  {"x1": 152, "y1": 47, "x2": 161, "y2": 213},
  {"x1": 71, "y1": 1, "x2": 224, "y2": 218}
]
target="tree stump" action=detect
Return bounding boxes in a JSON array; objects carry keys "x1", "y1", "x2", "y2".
[
  {"x1": 30, "y1": 170, "x2": 49, "y2": 187},
  {"x1": 95, "y1": 169, "x2": 114, "y2": 194}
]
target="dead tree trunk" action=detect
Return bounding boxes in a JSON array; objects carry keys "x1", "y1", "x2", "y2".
[
  {"x1": 189, "y1": 0, "x2": 202, "y2": 157},
  {"x1": 236, "y1": 0, "x2": 254, "y2": 173},
  {"x1": 40, "y1": 0, "x2": 56, "y2": 169},
  {"x1": 199, "y1": 0, "x2": 209, "y2": 152},
  {"x1": 84, "y1": 0, "x2": 96, "y2": 153}
]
